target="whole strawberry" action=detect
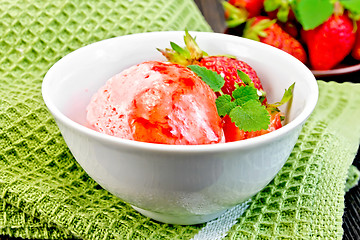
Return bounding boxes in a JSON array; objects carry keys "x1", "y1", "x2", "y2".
[
  {"x1": 198, "y1": 56, "x2": 263, "y2": 95},
  {"x1": 222, "y1": 0, "x2": 264, "y2": 29},
  {"x1": 243, "y1": 16, "x2": 307, "y2": 64},
  {"x1": 301, "y1": 14, "x2": 355, "y2": 70},
  {"x1": 264, "y1": 0, "x2": 296, "y2": 23},
  {"x1": 158, "y1": 31, "x2": 265, "y2": 95},
  {"x1": 351, "y1": 20, "x2": 360, "y2": 60},
  {"x1": 228, "y1": 0, "x2": 264, "y2": 18}
]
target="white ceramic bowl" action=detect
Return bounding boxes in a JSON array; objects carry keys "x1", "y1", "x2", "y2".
[{"x1": 42, "y1": 31, "x2": 318, "y2": 225}]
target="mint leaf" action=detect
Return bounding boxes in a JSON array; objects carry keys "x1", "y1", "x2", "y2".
[
  {"x1": 188, "y1": 65, "x2": 274, "y2": 132},
  {"x1": 187, "y1": 65, "x2": 225, "y2": 92},
  {"x1": 216, "y1": 94, "x2": 237, "y2": 117},
  {"x1": 232, "y1": 85, "x2": 258, "y2": 105},
  {"x1": 293, "y1": 0, "x2": 333, "y2": 30},
  {"x1": 340, "y1": 0, "x2": 360, "y2": 14},
  {"x1": 229, "y1": 100, "x2": 270, "y2": 132}
]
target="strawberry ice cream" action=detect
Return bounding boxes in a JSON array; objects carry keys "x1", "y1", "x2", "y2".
[{"x1": 86, "y1": 61, "x2": 225, "y2": 145}]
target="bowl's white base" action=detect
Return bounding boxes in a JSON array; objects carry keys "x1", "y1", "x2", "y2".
[{"x1": 132, "y1": 206, "x2": 226, "y2": 225}]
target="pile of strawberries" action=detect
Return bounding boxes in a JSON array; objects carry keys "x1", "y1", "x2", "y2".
[{"x1": 223, "y1": 0, "x2": 360, "y2": 71}]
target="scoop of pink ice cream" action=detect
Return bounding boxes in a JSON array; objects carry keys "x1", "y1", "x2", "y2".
[{"x1": 86, "y1": 61, "x2": 224, "y2": 145}]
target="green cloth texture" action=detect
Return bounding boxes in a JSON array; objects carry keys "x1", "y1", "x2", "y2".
[
  {"x1": 0, "y1": 0, "x2": 360, "y2": 239},
  {"x1": 345, "y1": 165, "x2": 360, "y2": 192}
]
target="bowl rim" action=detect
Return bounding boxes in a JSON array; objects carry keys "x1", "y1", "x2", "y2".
[{"x1": 42, "y1": 31, "x2": 319, "y2": 154}]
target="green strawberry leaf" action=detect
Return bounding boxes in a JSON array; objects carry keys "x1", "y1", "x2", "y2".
[
  {"x1": 277, "y1": 4, "x2": 290, "y2": 22},
  {"x1": 222, "y1": 1, "x2": 248, "y2": 28},
  {"x1": 267, "y1": 83, "x2": 294, "y2": 113},
  {"x1": 243, "y1": 18, "x2": 276, "y2": 41},
  {"x1": 229, "y1": 100, "x2": 270, "y2": 132},
  {"x1": 268, "y1": 83, "x2": 295, "y2": 108},
  {"x1": 216, "y1": 94, "x2": 237, "y2": 117},
  {"x1": 232, "y1": 85, "x2": 258, "y2": 105},
  {"x1": 340, "y1": 0, "x2": 360, "y2": 14},
  {"x1": 293, "y1": 0, "x2": 334, "y2": 30},
  {"x1": 237, "y1": 70, "x2": 253, "y2": 86},
  {"x1": 264, "y1": 0, "x2": 281, "y2": 12},
  {"x1": 184, "y1": 30, "x2": 203, "y2": 60},
  {"x1": 170, "y1": 42, "x2": 190, "y2": 59},
  {"x1": 264, "y1": 0, "x2": 291, "y2": 22},
  {"x1": 187, "y1": 65, "x2": 225, "y2": 92}
]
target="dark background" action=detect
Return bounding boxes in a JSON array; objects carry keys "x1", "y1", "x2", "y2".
[{"x1": 194, "y1": 0, "x2": 360, "y2": 239}]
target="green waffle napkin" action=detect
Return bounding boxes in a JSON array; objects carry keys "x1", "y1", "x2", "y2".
[{"x1": 1, "y1": 0, "x2": 360, "y2": 239}]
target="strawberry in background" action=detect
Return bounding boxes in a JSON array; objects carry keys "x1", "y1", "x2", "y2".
[
  {"x1": 264, "y1": 0, "x2": 299, "y2": 38},
  {"x1": 351, "y1": 19, "x2": 360, "y2": 60},
  {"x1": 243, "y1": 16, "x2": 307, "y2": 63},
  {"x1": 228, "y1": 0, "x2": 264, "y2": 18},
  {"x1": 223, "y1": 0, "x2": 265, "y2": 27},
  {"x1": 301, "y1": 2, "x2": 355, "y2": 70},
  {"x1": 223, "y1": 0, "x2": 360, "y2": 71},
  {"x1": 223, "y1": 0, "x2": 307, "y2": 63},
  {"x1": 264, "y1": 0, "x2": 295, "y2": 23}
]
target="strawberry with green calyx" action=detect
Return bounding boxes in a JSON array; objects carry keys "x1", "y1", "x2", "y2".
[
  {"x1": 158, "y1": 30, "x2": 264, "y2": 96},
  {"x1": 243, "y1": 16, "x2": 307, "y2": 63},
  {"x1": 197, "y1": 56, "x2": 264, "y2": 96},
  {"x1": 226, "y1": 0, "x2": 265, "y2": 18},
  {"x1": 158, "y1": 31, "x2": 294, "y2": 140},
  {"x1": 223, "y1": 1, "x2": 249, "y2": 28},
  {"x1": 301, "y1": 2, "x2": 356, "y2": 70},
  {"x1": 264, "y1": 0, "x2": 299, "y2": 38},
  {"x1": 187, "y1": 66, "x2": 294, "y2": 140},
  {"x1": 222, "y1": 0, "x2": 266, "y2": 28},
  {"x1": 157, "y1": 31, "x2": 205, "y2": 66},
  {"x1": 264, "y1": 0, "x2": 295, "y2": 23}
]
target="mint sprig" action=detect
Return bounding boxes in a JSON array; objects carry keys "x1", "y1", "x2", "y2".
[
  {"x1": 188, "y1": 65, "x2": 273, "y2": 132},
  {"x1": 216, "y1": 94, "x2": 236, "y2": 117},
  {"x1": 229, "y1": 100, "x2": 270, "y2": 131},
  {"x1": 232, "y1": 85, "x2": 258, "y2": 105},
  {"x1": 188, "y1": 65, "x2": 294, "y2": 132}
]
